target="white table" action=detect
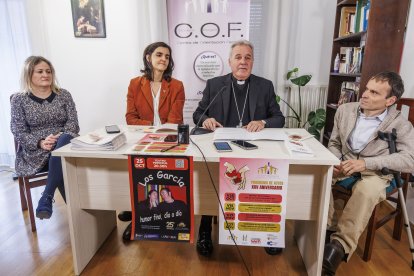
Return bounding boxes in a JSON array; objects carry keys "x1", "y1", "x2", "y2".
[{"x1": 53, "y1": 126, "x2": 339, "y2": 275}]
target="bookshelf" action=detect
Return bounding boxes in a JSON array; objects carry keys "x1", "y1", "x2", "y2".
[{"x1": 323, "y1": 0, "x2": 410, "y2": 146}]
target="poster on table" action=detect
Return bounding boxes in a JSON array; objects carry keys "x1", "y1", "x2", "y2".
[
  {"x1": 128, "y1": 155, "x2": 194, "y2": 242},
  {"x1": 219, "y1": 157, "x2": 289, "y2": 247},
  {"x1": 167, "y1": 0, "x2": 250, "y2": 124}
]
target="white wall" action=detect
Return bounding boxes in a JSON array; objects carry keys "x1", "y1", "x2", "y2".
[
  {"x1": 400, "y1": 2, "x2": 414, "y2": 99},
  {"x1": 24, "y1": 0, "x2": 335, "y2": 134},
  {"x1": 25, "y1": 0, "x2": 156, "y2": 134},
  {"x1": 399, "y1": 3, "x2": 414, "y2": 223}
]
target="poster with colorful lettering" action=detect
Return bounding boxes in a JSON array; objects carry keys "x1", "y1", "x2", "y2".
[
  {"x1": 218, "y1": 158, "x2": 289, "y2": 247},
  {"x1": 128, "y1": 155, "x2": 194, "y2": 243}
]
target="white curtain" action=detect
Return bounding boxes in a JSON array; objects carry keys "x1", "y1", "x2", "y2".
[
  {"x1": 0, "y1": 0, "x2": 31, "y2": 168},
  {"x1": 252, "y1": 0, "x2": 331, "y2": 129},
  {"x1": 137, "y1": 0, "x2": 169, "y2": 46}
]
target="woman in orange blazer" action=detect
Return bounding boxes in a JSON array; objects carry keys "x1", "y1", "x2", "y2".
[
  {"x1": 121, "y1": 42, "x2": 185, "y2": 240},
  {"x1": 126, "y1": 41, "x2": 185, "y2": 126}
]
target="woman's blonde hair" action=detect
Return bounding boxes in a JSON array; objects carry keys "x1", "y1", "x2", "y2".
[{"x1": 21, "y1": 56, "x2": 60, "y2": 94}]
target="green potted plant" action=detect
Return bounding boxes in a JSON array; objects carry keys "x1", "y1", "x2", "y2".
[{"x1": 276, "y1": 67, "x2": 326, "y2": 140}]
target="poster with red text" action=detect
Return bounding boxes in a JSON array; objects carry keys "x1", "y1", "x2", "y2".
[
  {"x1": 218, "y1": 158, "x2": 289, "y2": 247},
  {"x1": 128, "y1": 155, "x2": 194, "y2": 243}
]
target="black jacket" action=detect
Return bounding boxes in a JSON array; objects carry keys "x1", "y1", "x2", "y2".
[{"x1": 193, "y1": 73, "x2": 285, "y2": 128}]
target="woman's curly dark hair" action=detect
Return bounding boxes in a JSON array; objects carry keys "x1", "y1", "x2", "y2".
[{"x1": 141, "y1": 42, "x2": 174, "y2": 82}]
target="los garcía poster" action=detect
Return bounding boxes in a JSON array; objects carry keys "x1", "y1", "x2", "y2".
[{"x1": 128, "y1": 155, "x2": 194, "y2": 242}]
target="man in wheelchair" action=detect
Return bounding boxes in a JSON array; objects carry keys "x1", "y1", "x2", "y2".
[{"x1": 323, "y1": 71, "x2": 414, "y2": 275}]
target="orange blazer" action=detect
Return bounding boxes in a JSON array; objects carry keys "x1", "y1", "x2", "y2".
[{"x1": 125, "y1": 76, "x2": 185, "y2": 125}]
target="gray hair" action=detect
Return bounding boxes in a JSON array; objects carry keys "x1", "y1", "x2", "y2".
[
  {"x1": 229, "y1": 40, "x2": 254, "y2": 59},
  {"x1": 21, "y1": 56, "x2": 60, "y2": 94}
]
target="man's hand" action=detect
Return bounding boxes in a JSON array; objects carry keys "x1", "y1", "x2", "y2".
[
  {"x1": 244, "y1": 120, "x2": 265, "y2": 132},
  {"x1": 333, "y1": 164, "x2": 343, "y2": 178},
  {"x1": 341, "y1": 159, "x2": 366, "y2": 176},
  {"x1": 202, "y1": 118, "x2": 223, "y2": 131}
]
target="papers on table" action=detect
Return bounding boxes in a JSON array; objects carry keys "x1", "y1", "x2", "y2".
[
  {"x1": 283, "y1": 130, "x2": 315, "y2": 156},
  {"x1": 284, "y1": 139, "x2": 314, "y2": 156},
  {"x1": 213, "y1": 128, "x2": 288, "y2": 141},
  {"x1": 71, "y1": 132, "x2": 127, "y2": 151},
  {"x1": 127, "y1": 133, "x2": 189, "y2": 154}
]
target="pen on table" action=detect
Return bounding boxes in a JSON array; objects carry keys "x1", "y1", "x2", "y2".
[
  {"x1": 161, "y1": 143, "x2": 180, "y2": 152},
  {"x1": 300, "y1": 135, "x2": 315, "y2": 141}
]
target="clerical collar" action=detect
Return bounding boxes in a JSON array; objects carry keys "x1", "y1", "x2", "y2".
[{"x1": 232, "y1": 76, "x2": 249, "y2": 87}]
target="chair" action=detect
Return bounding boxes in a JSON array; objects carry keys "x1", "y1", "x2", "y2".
[
  {"x1": 332, "y1": 174, "x2": 409, "y2": 261},
  {"x1": 11, "y1": 94, "x2": 48, "y2": 232},
  {"x1": 332, "y1": 98, "x2": 414, "y2": 261},
  {"x1": 14, "y1": 137, "x2": 48, "y2": 232}
]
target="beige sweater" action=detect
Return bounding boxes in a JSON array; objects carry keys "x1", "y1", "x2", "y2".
[{"x1": 328, "y1": 102, "x2": 414, "y2": 173}]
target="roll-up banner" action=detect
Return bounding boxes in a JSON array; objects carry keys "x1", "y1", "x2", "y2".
[{"x1": 167, "y1": 0, "x2": 251, "y2": 124}]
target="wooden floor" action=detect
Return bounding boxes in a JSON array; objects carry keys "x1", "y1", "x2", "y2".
[{"x1": 0, "y1": 171, "x2": 413, "y2": 276}]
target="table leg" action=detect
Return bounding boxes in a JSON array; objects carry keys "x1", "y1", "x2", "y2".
[
  {"x1": 294, "y1": 165, "x2": 333, "y2": 276},
  {"x1": 62, "y1": 157, "x2": 117, "y2": 275}
]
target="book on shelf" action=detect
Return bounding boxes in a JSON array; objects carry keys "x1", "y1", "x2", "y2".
[
  {"x1": 362, "y1": 0, "x2": 370, "y2": 32},
  {"x1": 339, "y1": 80, "x2": 360, "y2": 105},
  {"x1": 333, "y1": 0, "x2": 371, "y2": 37},
  {"x1": 338, "y1": 6, "x2": 356, "y2": 37},
  {"x1": 339, "y1": 47, "x2": 352, "y2": 73},
  {"x1": 343, "y1": 80, "x2": 360, "y2": 95},
  {"x1": 338, "y1": 88, "x2": 354, "y2": 106},
  {"x1": 329, "y1": 81, "x2": 360, "y2": 108},
  {"x1": 353, "y1": 0, "x2": 370, "y2": 33},
  {"x1": 349, "y1": 13, "x2": 355, "y2": 34},
  {"x1": 349, "y1": 47, "x2": 362, "y2": 74},
  {"x1": 338, "y1": 47, "x2": 363, "y2": 74},
  {"x1": 354, "y1": 0, "x2": 362, "y2": 33},
  {"x1": 71, "y1": 132, "x2": 127, "y2": 151}
]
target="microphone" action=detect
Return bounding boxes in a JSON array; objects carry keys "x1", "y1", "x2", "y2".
[{"x1": 191, "y1": 85, "x2": 227, "y2": 135}]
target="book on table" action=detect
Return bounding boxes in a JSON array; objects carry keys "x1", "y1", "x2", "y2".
[{"x1": 71, "y1": 132, "x2": 127, "y2": 150}]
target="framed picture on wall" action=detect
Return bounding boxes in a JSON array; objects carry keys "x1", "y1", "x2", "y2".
[{"x1": 70, "y1": 0, "x2": 106, "y2": 38}]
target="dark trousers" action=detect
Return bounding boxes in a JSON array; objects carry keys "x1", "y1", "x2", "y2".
[
  {"x1": 42, "y1": 133, "x2": 73, "y2": 202},
  {"x1": 199, "y1": 215, "x2": 212, "y2": 234}
]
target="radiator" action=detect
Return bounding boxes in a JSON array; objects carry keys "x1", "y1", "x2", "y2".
[{"x1": 278, "y1": 85, "x2": 328, "y2": 129}]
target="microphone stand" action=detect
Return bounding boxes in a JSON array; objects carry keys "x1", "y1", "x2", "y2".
[{"x1": 190, "y1": 85, "x2": 227, "y2": 135}]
